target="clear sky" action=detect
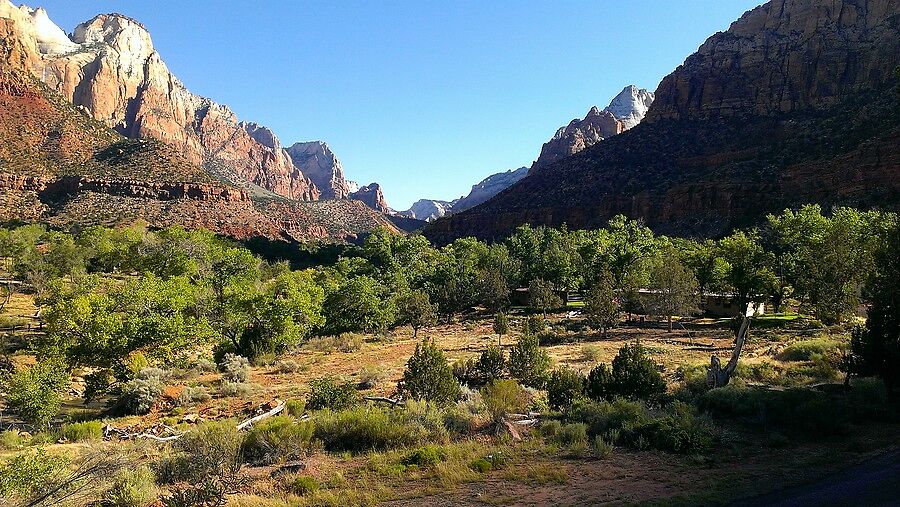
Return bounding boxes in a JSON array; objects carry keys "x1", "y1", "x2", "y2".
[{"x1": 35, "y1": 0, "x2": 762, "y2": 210}]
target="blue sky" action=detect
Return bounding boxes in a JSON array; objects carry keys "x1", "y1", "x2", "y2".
[{"x1": 36, "y1": 0, "x2": 762, "y2": 210}]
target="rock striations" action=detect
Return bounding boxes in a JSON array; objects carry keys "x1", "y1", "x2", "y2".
[{"x1": 426, "y1": 0, "x2": 900, "y2": 244}]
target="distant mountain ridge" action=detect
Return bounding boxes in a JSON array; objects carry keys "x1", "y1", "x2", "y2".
[
  {"x1": 402, "y1": 84, "x2": 653, "y2": 222},
  {"x1": 399, "y1": 167, "x2": 529, "y2": 222},
  {"x1": 426, "y1": 0, "x2": 900, "y2": 244}
]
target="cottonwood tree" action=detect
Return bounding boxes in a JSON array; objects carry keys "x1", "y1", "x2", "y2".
[
  {"x1": 768, "y1": 205, "x2": 891, "y2": 323},
  {"x1": 4, "y1": 358, "x2": 68, "y2": 429},
  {"x1": 850, "y1": 222, "x2": 900, "y2": 397},
  {"x1": 584, "y1": 271, "x2": 618, "y2": 338},
  {"x1": 324, "y1": 275, "x2": 393, "y2": 334},
  {"x1": 41, "y1": 274, "x2": 211, "y2": 380},
  {"x1": 529, "y1": 278, "x2": 562, "y2": 318},
  {"x1": 718, "y1": 230, "x2": 777, "y2": 313},
  {"x1": 673, "y1": 238, "x2": 727, "y2": 295},
  {"x1": 644, "y1": 251, "x2": 699, "y2": 332},
  {"x1": 397, "y1": 289, "x2": 437, "y2": 338}
]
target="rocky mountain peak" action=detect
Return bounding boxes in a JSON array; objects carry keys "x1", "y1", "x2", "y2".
[
  {"x1": 605, "y1": 84, "x2": 654, "y2": 129},
  {"x1": 286, "y1": 141, "x2": 350, "y2": 200},
  {"x1": 531, "y1": 85, "x2": 655, "y2": 173},
  {"x1": 402, "y1": 199, "x2": 457, "y2": 222},
  {"x1": 349, "y1": 182, "x2": 391, "y2": 214},
  {"x1": 243, "y1": 122, "x2": 281, "y2": 151},
  {"x1": 72, "y1": 13, "x2": 154, "y2": 62}
]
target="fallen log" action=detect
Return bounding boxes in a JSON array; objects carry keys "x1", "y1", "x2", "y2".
[
  {"x1": 104, "y1": 399, "x2": 287, "y2": 442},
  {"x1": 236, "y1": 400, "x2": 286, "y2": 430},
  {"x1": 363, "y1": 396, "x2": 405, "y2": 407}
]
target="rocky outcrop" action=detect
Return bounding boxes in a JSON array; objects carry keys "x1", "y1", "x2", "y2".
[
  {"x1": 0, "y1": 5, "x2": 396, "y2": 244},
  {"x1": 531, "y1": 107, "x2": 622, "y2": 172},
  {"x1": 349, "y1": 183, "x2": 391, "y2": 214},
  {"x1": 286, "y1": 141, "x2": 351, "y2": 200},
  {"x1": 531, "y1": 85, "x2": 653, "y2": 172},
  {"x1": 0, "y1": 173, "x2": 249, "y2": 202},
  {"x1": 647, "y1": 0, "x2": 900, "y2": 120},
  {"x1": 0, "y1": 2, "x2": 321, "y2": 200},
  {"x1": 426, "y1": 0, "x2": 900, "y2": 244}
]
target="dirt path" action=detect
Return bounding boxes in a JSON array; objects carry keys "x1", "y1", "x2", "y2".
[{"x1": 730, "y1": 447, "x2": 900, "y2": 507}]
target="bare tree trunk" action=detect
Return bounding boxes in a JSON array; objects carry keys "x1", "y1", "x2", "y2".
[
  {"x1": 667, "y1": 314, "x2": 673, "y2": 333},
  {"x1": 0, "y1": 280, "x2": 11, "y2": 313},
  {"x1": 707, "y1": 306, "x2": 752, "y2": 388}
]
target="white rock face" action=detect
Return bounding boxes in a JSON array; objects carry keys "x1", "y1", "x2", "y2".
[
  {"x1": 21, "y1": 6, "x2": 75, "y2": 54},
  {"x1": 605, "y1": 85, "x2": 655, "y2": 129},
  {"x1": 402, "y1": 199, "x2": 458, "y2": 222},
  {"x1": 453, "y1": 167, "x2": 529, "y2": 213},
  {"x1": 286, "y1": 141, "x2": 350, "y2": 200},
  {"x1": 402, "y1": 166, "x2": 529, "y2": 220}
]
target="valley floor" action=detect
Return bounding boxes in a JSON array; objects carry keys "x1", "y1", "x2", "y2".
[{"x1": 2, "y1": 294, "x2": 898, "y2": 506}]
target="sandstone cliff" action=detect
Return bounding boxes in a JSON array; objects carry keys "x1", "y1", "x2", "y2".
[
  {"x1": 349, "y1": 183, "x2": 392, "y2": 214},
  {"x1": 0, "y1": 2, "x2": 364, "y2": 201},
  {"x1": 287, "y1": 141, "x2": 351, "y2": 200},
  {"x1": 0, "y1": 8, "x2": 397, "y2": 244},
  {"x1": 426, "y1": 0, "x2": 900, "y2": 243}
]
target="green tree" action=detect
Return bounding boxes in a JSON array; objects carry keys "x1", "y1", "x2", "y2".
[
  {"x1": 507, "y1": 335, "x2": 551, "y2": 388},
  {"x1": 399, "y1": 339, "x2": 461, "y2": 404},
  {"x1": 528, "y1": 278, "x2": 562, "y2": 318},
  {"x1": 477, "y1": 267, "x2": 510, "y2": 312},
  {"x1": 4, "y1": 358, "x2": 69, "y2": 428},
  {"x1": 850, "y1": 223, "x2": 900, "y2": 396},
  {"x1": 396, "y1": 289, "x2": 437, "y2": 338},
  {"x1": 237, "y1": 270, "x2": 325, "y2": 357},
  {"x1": 673, "y1": 238, "x2": 727, "y2": 294},
  {"x1": 718, "y1": 230, "x2": 777, "y2": 313},
  {"x1": 323, "y1": 275, "x2": 393, "y2": 334},
  {"x1": 587, "y1": 342, "x2": 666, "y2": 401},
  {"x1": 493, "y1": 312, "x2": 509, "y2": 346},
  {"x1": 768, "y1": 206, "x2": 891, "y2": 323},
  {"x1": 41, "y1": 274, "x2": 212, "y2": 387},
  {"x1": 644, "y1": 251, "x2": 699, "y2": 332},
  {"x1": 584, "y1": 271, "x2": 618, "y2": 337},
  {"x1": 599, "y1": 215, "x2": 657, "y2": 290},
  {"x1": 546, "y1": 367, "x2": 586, "y2": 409}
]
